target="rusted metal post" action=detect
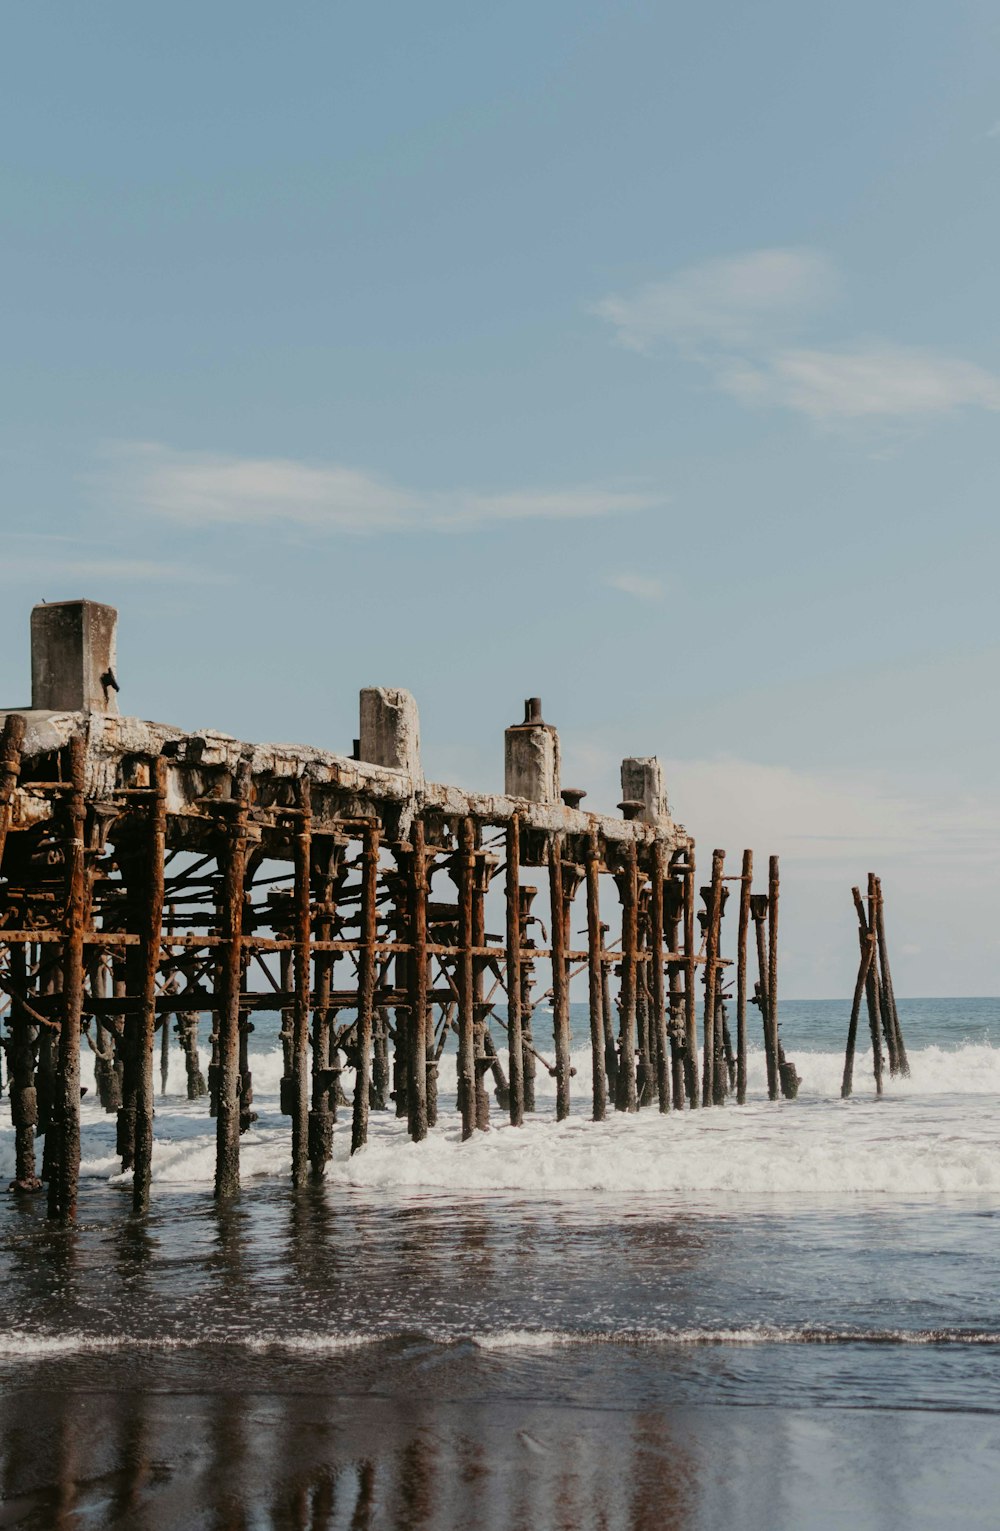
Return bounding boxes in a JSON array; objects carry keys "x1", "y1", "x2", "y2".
[
  {"x1": 682, "y1": 849, "x2": 700, "y2": 1108},
  {"x1": 853, "y1": 884, "x2": 883, "y2": 1097},
  {"x1": 291, "y1": 778, "x2": 312, "y2": 1184},
  {"x1": 651, "y1": 842, "x2": 669, "y2": 1113},
  {"x1": 586, "y1": 831, "x2": 608, "y2": 1122},
  {"x1": 8, "y1": 942, "x2": 40, "y2": 1193},
  {"x1": 664, "y1": 871, "x2": 685, "y2": 1110},
  {"x1": 472, "y1": 844, "x2": 492, "y2": 1130},
  {"x1": 351, "y1": 820, "x2": 379, "y2": 1153},
  {"x1": 48, "y1": 736, "x2": 87, "y2": 1220},
  {"x1": 767, "y1": 855, "x2": 782, "y2": 1100},
  {"x1": 408, "y1": 817, "x2": 429, "y2": 1141},
  {"x1": 457, "y1": 817, "x2": 476, "y2": 1139},
  {"x1": 751, "y1": 895, "x2": 776, "y2": 1099},
  {"x1": 132, "y1": 756, "x2": 167, "y2": 1215},
  {"x1": 874, "y1": 875, "x2": 909, "y2": 1077},
  {"x1": 548, "y1": 832, "x2": 572, "y2": 1121},
  {"x1": 701, "y1": 849, "x2": 725, "y2": 1108},
  {"x1": 0, "y1": 713, "x2": 25, "y2": 870},
  {"x1": 841, "y1": 930, "x2": 875, "y2": 1099},
  {"x1": 736, "y1": 849, "x2": 752, "y2": 1105},
  {"x1": 505, "y1": 816, "x2": 525, "y2": 1126},
  {"x1": 215, "y1": 760, "x2": 251, "y2": 1199},
  {"x1": 615, "y1": 841, "x2": 639, "y2": 1113}
]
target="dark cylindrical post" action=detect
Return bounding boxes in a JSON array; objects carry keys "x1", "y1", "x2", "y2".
[
  {"x1": 9, "y1": 942, "x2": 40, "y2": 1192},
  {"x1": 48, "y1": 737, "x2": 87, "y2": 1220},
  {"x1": 736, "y1": 849, "x2": 752, "y2": 1105},
  {"x1": 548, "y1": 833, "x2": 571, "y2": 1121},
  {"x1": 586, "y1": 831, "x2": 608, "y2": 1122},
  {"x1": 767, "y1": 855, "x2": 781, "y2": 1100},
  {"x1": 752, "y1": 897, "x2": 776, "y2": 1100},
  {"x1": 351, "y1": 821, "x2": 380, "y2": 1153},
  {"x1": 853, "y1": 885, "x2": 883, "y2": 1096},
  {"x1": 408, "y1": 818, "x2": 429, "y2": 1141},
  {"x1": 132, "y1": 756, "x2": 167, "y2": 1215},
  {"x1": 471, "y1": 845, "x2": 491, "y2": 1131},
  {"x1": 291, "y1": 777, "x2": 312, "y2": 1184},
  {"x1": 505, "y1": 817, "x2": 525, "y2": 1126},
  {"x1": 615, "y1": 841, "x2": 639, "y2": 1113},
  {"x1": 215, "y1": 761, "x2": 251, "y2": 1199},
  {"x1": 701, "y1": 849, "x2": 725, "y2": 1108},
  {"x1": 457, "y1": 817, "x2": 476, "y2": 1139},
  {"x1": 682, "y1": 849, "x2": 700, "y2": 1108},
  {"x1": 664, "y1": 872, "x2": 685, "y2": 1110},
  {"x1": 651, "y1": 842, "x2": 669, "y2": 1114},
  {"x1": 874, "y1": 875, "x2": 909, "y2": 1077},
  {"x1": 841, "y1": 931, "x2": 875, "y2": 1099}
]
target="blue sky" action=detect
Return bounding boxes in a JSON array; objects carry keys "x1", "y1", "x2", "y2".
[{"x1": 2, "y1": 1, "x2": 999, "y2": 995}]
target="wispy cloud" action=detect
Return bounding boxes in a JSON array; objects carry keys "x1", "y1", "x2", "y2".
[
  {"x1": 593, "y1": 249, "x2": 1000, "y2": 425},
  {"x1": 0, "y1": 554, "x2": 224, "y2": 585},
  {"x1": 718, "y1": 344, "x2": 1000, "y2": 420},
  {"x1": 592, "y1": 248, "x2": 836, "y2": 352},
  {"x1": 606, "y1": 572, "x2": 663, "y2": 601},
  {"x1": 101, "y1": 443, "x2": 661, "y2": 534}
]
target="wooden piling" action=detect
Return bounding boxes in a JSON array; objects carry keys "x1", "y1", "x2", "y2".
[
  {"x1": 586, "y1": 831, "x2": 608, "y2": 1122},
  {"x1": 505, "y1": 816, "x2": 525, "y2": 1126},
  {"x1": 215, "y1": 760, "x2": 251, "y2": 1199},
  {"x1": 681, "y1": 849, "x2": 700, "y2": 1108},
  {"x1": 48, "y1": 737, "x2": 87, "y2": 1220},
  {"x1": 874, "y1": 875, "x2": 909, "y2": 1077},
  {"x1": 131, "y1": 756, "x2": 167, "y2": 1215},
  {"x1": 751, "y1": 895, "x2": 776, "y2": 1100},
  {"x1": 615, "y1": 841, "x2": 639, "y2": 1113},
  {"x1": 291, "y1": 778, "x2": 312, "y2": 1184},
  {"x1": 701, "y1": 850, "x2": 725, "y2": 1108},
  {"x1": 651, "y1": 842, "x2": 670, "y2": 1114},
  {"x1": 736, "y1": 849, "x2": 752, "y2": 1105},
  {"x1": 408, "y1": 817, "x2": 429, "y2": 1141},
  {"x1": 767, "y1": 855, "x2": 782, "y2": 1102},
  {"x1": 853, "y1": 885, "x2": 883, "y2": 1096},
  {"x1": 350, "y1": 820, "x2": 380, "y2": 1153},
  {"x1": 841, "y1": 930, "x2": 875, "y2": 1099},
  {"x1": 456, "y1": 817, "x2": 477, "y2": 1139},
  {"x1": 548, "y1": 832, "x2": 572, "y2": 1122}
]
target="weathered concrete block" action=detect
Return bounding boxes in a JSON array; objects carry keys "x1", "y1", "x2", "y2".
[
  {"x1": 30, "y1": 600, "x2": 119, "y2": 715},
  {"x1": 359, "y1": 687, "x2": 421, "y2": 779},
  {"x1": 620, "y1": 756, "x2": 669, "y2": 825},
  {"x1": 505, "y1": 698, "x2": 560, "y2": 805}
]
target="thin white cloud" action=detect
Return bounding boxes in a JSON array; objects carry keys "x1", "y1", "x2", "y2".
[
  {"x1": 592, "y1": 248, "x2": 835, "y2": 351},
  {"x1": 101, "y1": 443, "x2": 661, "y2": 534},
  {"x1": 717, "y1": 344, "x2": 1000, "y2": 421},
  {"x1": 593, "y1": 249, "x2": 1000, "y2": 425},
  {"x1": 606, "y1": 572, "x2": 663, "y2": 601},
  {"x1": 0, "y1": 554, "x2": 224, "y2": 585}
]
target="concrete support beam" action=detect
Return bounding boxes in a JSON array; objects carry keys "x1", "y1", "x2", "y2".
[{"x1": 620, "y1": 756, "x2": 668, "y2": 825}]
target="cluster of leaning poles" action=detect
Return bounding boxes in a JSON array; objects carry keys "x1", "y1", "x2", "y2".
[{"x1": 841, "y1": 874, "x2": 909, "y2": 1097}]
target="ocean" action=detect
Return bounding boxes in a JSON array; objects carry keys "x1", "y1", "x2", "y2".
[{"x1": 2, "y1": 999, "x2": 1000, "y2": 1529}]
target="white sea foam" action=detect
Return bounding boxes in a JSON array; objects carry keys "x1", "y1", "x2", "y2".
[{"x1": 5, "y1": 1042, "x2": 1000, "y2": 1205}]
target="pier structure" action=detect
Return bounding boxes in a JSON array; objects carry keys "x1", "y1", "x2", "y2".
[{"x1": 0, "y1": 600, "x2": 787, "y2": 1220}]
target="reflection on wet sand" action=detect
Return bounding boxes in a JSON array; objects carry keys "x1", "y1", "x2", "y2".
[{"x1": 0, "y1": 1385, "x2": 698, "y2": 1531}]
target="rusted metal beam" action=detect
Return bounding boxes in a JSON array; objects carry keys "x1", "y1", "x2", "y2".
[
  {"x1": 215, "y1": 760, "x2": 251, "y2": 1198},
  {"x1": 408, "y1": 816, "x2": 429, "y2": 1141},
  {"x1": 456, "y1": 817, "x2": 476, "y2": 1140},
  {"x1": 548, "y1": 832, "x2": 571, "y2": 1122},
  {"x1": 586, "y1": 831, "x2": 607, "y2": 1123},
  {"x1": 132, "y1": 757, "x2": 167, "y2": 1214},
  {"x1": 615, "y1": 841, "x2": 638, "y2": 1113},
  {"x1": 651, "y1": 841, "x2": 669, "y2": 1115},
  {"x1": 505, "y1": 816, "x2": 524, "y2": 1126},
  {"x1": 350, "y1": 820, "x2": 379, "y2": 1154},
  {"x1": 736, "y1": 849, "x2": 752, "y2": 1106},
  {"x1": 291, "y1": 778, "x2": 312, "y2": 1184},
  {"x1": 48, "y1": 737, "x2": 87, "y2": 1220}
]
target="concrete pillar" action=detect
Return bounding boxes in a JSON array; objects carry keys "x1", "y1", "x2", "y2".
[
  {"x1": 620, "y1": 757, "x2": 668, "y2": 825},
  {"x1": 30, "y1": 601, "x2": 119, "y2": 716},
  {"x1": 359, "y1": 687, "x2": 422, "y2": 780},
  {"x1": 505, "y1": 699, "x2": 560, "y2": 805}
]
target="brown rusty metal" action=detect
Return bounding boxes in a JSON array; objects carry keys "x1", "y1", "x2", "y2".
[
  {"x1": 48, "y1": 737, "x2": 87, "y2": 1220},
  {"x1": 548, "y1": 832, "x2": 572, "y2": 1122},
  {"x1": 408, "y1": 816, "x2": 429, "y2": 1141},
  {"x1": 615, "y1": 841, "x2": 638, "y2": 1114},
  {"x1": 351, "y1": 820, "x2": 380, "y2": 1153},
  {"x1": 291, "y1": 776, "x2": 312, "y2": 1183},
  {"x1": 456, "y1": 817, "x2": 476, "y2": 1139},
  {"x1": 701, "y1": 850, "x2": 725, "y2": 1108},
  {"x1": 132, "y1": 757, "x2": 167, "y2": 1214},
  {"x1": 736, "y1": 849, "x2": 752, "y2": 1106},
  {"x1": 585, "y1": 830, "x2": 607, "y2": 1123},
  {"x1": 874, "y1": 875, "x2": 908, "y2": 1078},
  {"x1": 215, "y1": 760, "x2": 252, "y2": 1198},
  {"x1": 505, "y1": 816, "x2": 525, "y2": 1126},
  {"x1": 650, "y1": 841, "x2": 669, "y2": 1114}
]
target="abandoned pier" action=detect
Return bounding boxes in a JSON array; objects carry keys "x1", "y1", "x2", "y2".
[{"x1": 1, "y1": 599, "x2": 797, "y2": 1221}]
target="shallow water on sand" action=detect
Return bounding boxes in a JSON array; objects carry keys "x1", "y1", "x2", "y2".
[{"x1": 3, "y1": 1000, "x2": 1000, "y2": 1528}]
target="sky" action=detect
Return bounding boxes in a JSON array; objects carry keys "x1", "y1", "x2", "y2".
[{"x1": 1, "y1": 1, "x2": 999, "y2": 996}]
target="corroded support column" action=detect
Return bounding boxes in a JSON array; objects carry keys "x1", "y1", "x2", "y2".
[
  {"x1": 651, "y1": 842, "x2": 669, "y2": 1114},
  {"x1": 701, "y1": 849, "x2": 725, "y2": 1108},
  {"x1": 351, "y1": 820, "x2": 379, "y2": 1154},
  {"x1": 505, "y1": 816, "x2": 524, "y2": 1126},
  {"x1": 291, "y1": 778, "x2": 312, "y2": 1184},
  {"x1": 132, "y1": 756, "x2": 167, "y2": 1214},
  {"x1": 585, "y1": 831, "x2": 607, "y2": 1123},
  {"x1": 736, "y1": 849, "x2": 752, "y2": 1105},
  {"x1": 682, "y1": 848, "x2": 700, "y2": 1108},
  {"x1": 768, "y1": 856, "x2": 784, "y2": 1101},
  {"x1": 8, "y1": 943, "x2": 39, "y2": 1193},
  {"x1": 472, "y1": 845, "x2": 493, "y2": 1131},
  {"x1": 215, "y1": 760, "x2": 251, "y2": 1199},
  {"x1": 457, "y1": 817, "x2": 476, "y2": 1140},
  {"x1": 615, "y1": 842, "x2": 638, "y2": 1113},
  {"x1": 0, "y1": 713, "x2": 26, "y2": 868},
  {"x1": 408, "y1": 817, "x2": 429, "y2": 1142},
  {"x1": 48, "y1": 736, "x2": 87, "y2": 1220},
  {"x1": 548, "y1": 833, "x2": 571, "y2": 1121}
]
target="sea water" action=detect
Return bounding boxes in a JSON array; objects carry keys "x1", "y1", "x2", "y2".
[{"x1": 2, "y1": 1000, "x2": 1000, "y2": 1528}]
